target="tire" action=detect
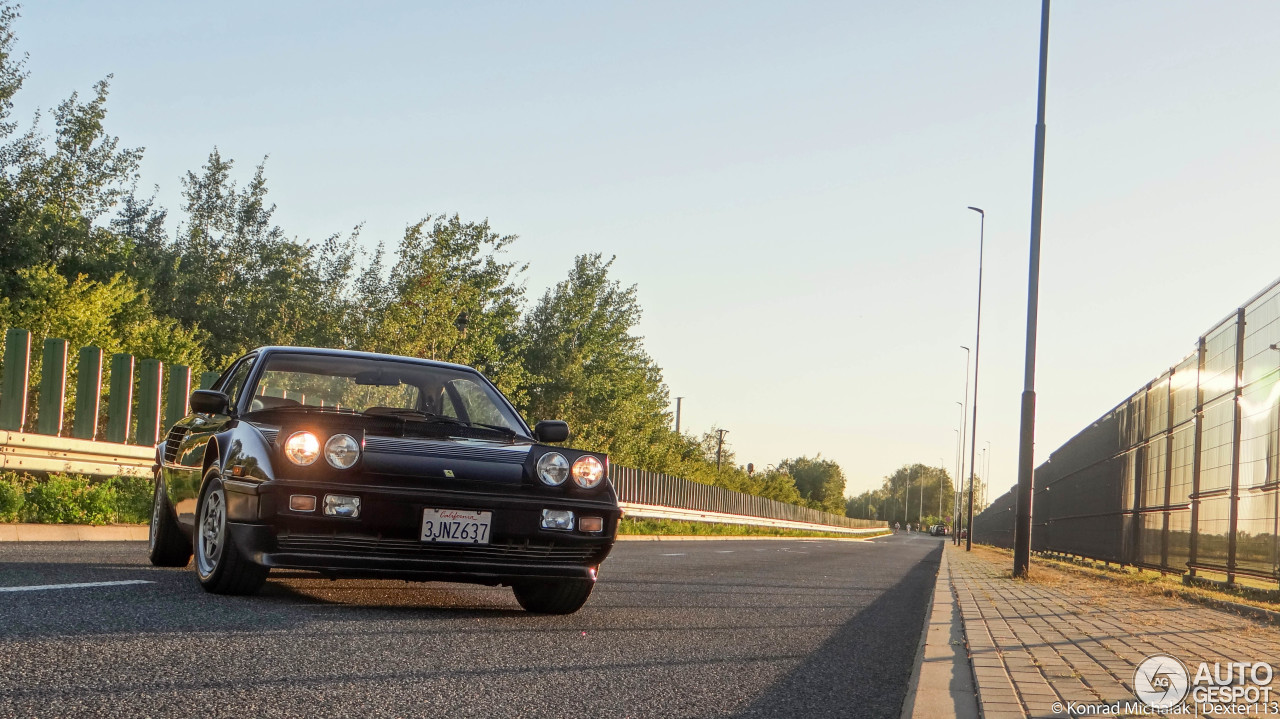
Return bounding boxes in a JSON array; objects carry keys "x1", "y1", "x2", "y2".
[
  {"x1": 512, "y1": 578, "x2": 595, "y2": 614},
  {"x1": 148, "y1": 473, "x2": 192, "y2": 567},
  {"x1": 194, "y1": 468, "x2": 268, "y2": 595}
]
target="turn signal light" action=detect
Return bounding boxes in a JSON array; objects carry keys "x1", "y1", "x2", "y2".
[
  {"x1": 289, "y1": 495, "x2": 317, "y2": 512},
  {"x1": 579, "y1": 516, "x2": 603, "y2": 533}
]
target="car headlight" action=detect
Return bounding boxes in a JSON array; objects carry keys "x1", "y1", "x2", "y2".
[
  {"x1": 284, "y1": 431, "x2": 320, "y2": 466},
  {"x1": 536, "y1": 452, "x2": 570, "y2": 486},
  {"x1": 324, "y1": 433, "x2": 360, "y2": 469},
  {"x1": 571, "y1": 455, "x2": 605, "y2": 488}
]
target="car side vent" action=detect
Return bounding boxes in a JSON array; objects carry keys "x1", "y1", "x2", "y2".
[{"x1": 163, "y1": 426, "x2": 188, "y2": 464}]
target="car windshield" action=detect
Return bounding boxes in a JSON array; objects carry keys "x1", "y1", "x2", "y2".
[{"x1": 246, "y1": 352, "x2": 526, "y2": 434}]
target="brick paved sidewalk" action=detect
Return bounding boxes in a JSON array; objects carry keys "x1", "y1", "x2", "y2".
[{"x1": 947, "y1": 544, "x2": 1280, "y2": 718}]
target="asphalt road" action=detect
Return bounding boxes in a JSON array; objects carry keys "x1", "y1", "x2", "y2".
[{"x1": 0, "y1": 532, "x2": 943, "y2": 719}]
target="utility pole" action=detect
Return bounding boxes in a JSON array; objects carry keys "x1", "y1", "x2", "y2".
[
  {"x1": 715, "y1": 428, "x2": 728, "y2": 473},
  {"x1": 674, "y1": 397, "x2": 684, "y2": 433},
  {"x1": 1014, "y1": 0, "x2": 1051, "y2": 578}
]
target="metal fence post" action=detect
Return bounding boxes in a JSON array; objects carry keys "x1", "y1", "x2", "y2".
[
  {"x1": 36, "y1": 337, "x2": 68, "y2": 436},
  {"x1": 135, "y1": 359, "x2": 163, "y2": 446},
  {"x1": 1188, "y1": 336, "x2": 1206, "y2": 577},
  {"x1": 73, "y1": 347, "x2": 104, "y2": 440},
  {"x1": 105, "y1": 353, "x2": 135, "y2": 444},
  {"x1": 1226, "y1": 308, "x2": 1246, "y2": 585},
  {"x1": 165, "y1": 365, "x2": 191, "y2": 431},
  {"x1": 0, "y1": 328, "x2": 31, "y2": 431}
]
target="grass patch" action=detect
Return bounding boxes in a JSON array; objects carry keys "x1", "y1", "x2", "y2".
[
  {"x1": 970, "y1": 543, "x2": 1280, "y2": 615},
  {"x1": 0, "y1": 471, "x2": 152, "y2": 525},
  {"x1": 619, "y1": 517, "x2": 889, "y2": 539}
]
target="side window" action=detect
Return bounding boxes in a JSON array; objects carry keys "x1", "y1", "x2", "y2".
[{"x1": 221, "y1": 357, "x2": 258, "y2": 411}]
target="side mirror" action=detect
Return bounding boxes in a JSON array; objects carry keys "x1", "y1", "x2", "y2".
[
  {"x1": 190, "y1": 390, "x2": 230, "y2": 416},
  {"x1": 533, "y1": 420, "x2": 569, "y2": 443}
]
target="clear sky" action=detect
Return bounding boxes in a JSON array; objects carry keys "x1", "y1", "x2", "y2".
[{"x1": 16, "y1": 2, "x2": 1280, "y2": 496}]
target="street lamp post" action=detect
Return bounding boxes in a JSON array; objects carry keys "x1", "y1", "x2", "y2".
[
  {"x1": 956, "y1": 345, "x2": 970, "y2": 545},
  {"x1": 905, "y1": 465, "x2": 911, "y2": 527},
  {"x1": 918, "y1": 464, "x2": 924, "y2": 526},
  {"x1": 965, "y1": 206, "x2": 985, "y2": 552},
  {"x1": 1014, "y1": 0, "x2": 1051, "y2": 578},
  {"x1": 953, "y1": 428, "x2": 962, "y2": 532}
]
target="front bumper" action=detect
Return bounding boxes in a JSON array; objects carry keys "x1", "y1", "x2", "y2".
[{"x1": 224, "y1": 478, "x2": 620, "y2": 585}]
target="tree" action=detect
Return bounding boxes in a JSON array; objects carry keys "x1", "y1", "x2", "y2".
[
  {"x1": 164, "y1": 150, "x2": 359, "y2": 362},
  {"x1": 849, "y1": 463, "x2": 956, "y2": 525},
  {"x1": 520, "y1": 254, "x2": 673, "y2": 467},
  {"x1": 357, "y1": 215, "x2": 527, "y2": 398},
  {"x1": 780, "y1": 456, "x2": 847, "y2": 514}
]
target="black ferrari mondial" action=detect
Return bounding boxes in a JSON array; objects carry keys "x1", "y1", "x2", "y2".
[{"x1": 148, "y1": 347, "x2": 620, "y2": 614}]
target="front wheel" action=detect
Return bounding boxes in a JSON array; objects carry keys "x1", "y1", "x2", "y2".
[
  {"x1": 194, "y1": 468, "x2": 268, "y2": 595},
  {"x1": 512, "y1": 578, "x2": 595, "y2": 614}
]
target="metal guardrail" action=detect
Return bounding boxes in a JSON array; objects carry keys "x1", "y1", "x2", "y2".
[
  {"x1": 0, "y1": 431, "x2": 884, "y2": 533},
  {"x1": 609, "y1": 466, "x2": 884, "y2": 531},
  {"x1": 0, "y1": 431, "x2": 153, "y2": 477}
]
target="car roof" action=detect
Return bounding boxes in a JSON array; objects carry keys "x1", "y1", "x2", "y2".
[{"x1": 248, "y1": 346, "x2": 480, "y2": 373}]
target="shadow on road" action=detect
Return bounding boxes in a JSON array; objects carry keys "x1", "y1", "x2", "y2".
[{"x1": 734, "y1": 543, "x2": 943, "y2": 719}]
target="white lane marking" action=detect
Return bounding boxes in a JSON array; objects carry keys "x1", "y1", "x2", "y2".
[
  {"x1": 715, "y1": 550, "x2": 734, "y2": 553},
  {"x1": 661, "y1": 553, "x2": 686, "y2": 556},
  {"x1": 0, "y1": 580, "x2": 154, "y2": 593}
]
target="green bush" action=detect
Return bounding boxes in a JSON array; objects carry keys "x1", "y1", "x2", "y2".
[
  {"x1": 106, "y1": 475, "x2": 153, "y2": 524},
  {"x1": 22, "y1": 474, "x2": 118, "y2": 525},
  {"x1": 1, "y1": 472, "x2": 153, "y2": 525},
  {"x1": 0, "y1": 474, "x2": 25, "y2": 521}
]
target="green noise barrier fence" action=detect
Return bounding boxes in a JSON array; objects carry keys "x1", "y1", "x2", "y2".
[{"x1": 0, "y1": 328, "x2": 219, "y2": 446}]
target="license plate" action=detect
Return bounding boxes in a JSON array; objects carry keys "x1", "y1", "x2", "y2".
[{"x1": 421, "y1": 508, "x2": 492, "y2": 544}]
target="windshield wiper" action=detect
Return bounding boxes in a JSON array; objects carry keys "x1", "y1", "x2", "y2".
[
  {"x1": 366, "y1": 410, "x2": 527, "y2": 441},
  {"x1": 363, "y1": 408, "x2": 466, "y2": 424},
  {"x1": 250, "y1": 405, "x2": 361, "y2": 415}
]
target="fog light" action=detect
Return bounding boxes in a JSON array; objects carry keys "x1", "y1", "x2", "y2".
[
  {"x1": 579, "y1": 516, "x2": 603, "y2": 533},
  {"x1": 289, "y1": 495, "x2": 317, "y2": 512},
  {"x1": 323, "y1": 494, "x2": 361, "y2": 518},
  {"x1": 541, "y1": 509, "x2": 574, "y2": 530}
]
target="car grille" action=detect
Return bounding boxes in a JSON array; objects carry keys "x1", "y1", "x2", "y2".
[{"x1": 274, "y1": 534, "x2": 599, "y2": 564}]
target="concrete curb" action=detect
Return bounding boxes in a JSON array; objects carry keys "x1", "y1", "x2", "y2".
[
  {"x1": 0, "y1": 524, "x2": 149, "y2": 542},
  {"x1": 616, "y1": 534, "x2": 883, "y2": 542},
  {"x1": 901, "y1": 548, "x2": 979, "y2": 719}
]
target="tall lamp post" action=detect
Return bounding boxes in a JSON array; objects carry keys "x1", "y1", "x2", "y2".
[
  {"x1": 965, "y1": 206, "x2": 985, "y2": 551},
  {"x1": 956, "y1": 345, "x2": 970, "y2": 545},
  {"x1": 1014, "y1": 0, "x2": 1051, "y2": 578},
  {"x1": 953, "y1": 428, "x2": 962, "y2": 534}
]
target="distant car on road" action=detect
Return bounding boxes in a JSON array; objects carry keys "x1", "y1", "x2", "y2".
[
  {"x1": 930, "y1": 525, "x2": 948, "y2": 536},
  {"x1": 148, "y1": 346, "x2": 620, "y2": 614}
]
